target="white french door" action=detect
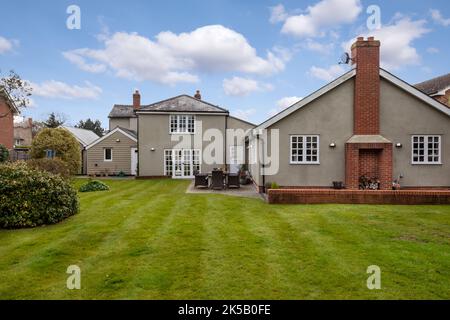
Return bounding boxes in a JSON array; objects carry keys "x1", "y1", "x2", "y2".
[{"x1": 167, "y1": 149, "x2": 200, "y2": 179}]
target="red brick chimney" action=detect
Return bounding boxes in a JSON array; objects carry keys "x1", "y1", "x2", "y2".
[
  {"x1": 194, "y1": 90, "x2": 202, "y2": 100},
  {"x1": 133, "y1": 90, "x2": 141, "y2": 110},
  {"x1": 351, "y1": 36, "x2": 380, "y2": 135}
]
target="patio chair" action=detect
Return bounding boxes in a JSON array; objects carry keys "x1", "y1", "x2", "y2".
[
  {"x1": 227, "y1": 172, "x2": 240, "y2": 189},
  {"x1": 194, "y1": 172, "x2": 208, "y2": 188},
  {"x1": 211, "y1": 170, "x2": 225, "y2": 190}
]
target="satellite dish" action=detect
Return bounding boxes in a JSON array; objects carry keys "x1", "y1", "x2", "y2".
[{"x1": 338, "y1": 52, "x2": 351, "y2": 65}]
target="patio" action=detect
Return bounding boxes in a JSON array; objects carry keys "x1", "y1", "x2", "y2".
[{"x1": 186, "y1": 180, "x2": 262, "y2": 199}]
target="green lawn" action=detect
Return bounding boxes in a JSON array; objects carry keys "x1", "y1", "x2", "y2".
[{"x1": 0, "y1": 179, "x2": 449, "y2": 299}]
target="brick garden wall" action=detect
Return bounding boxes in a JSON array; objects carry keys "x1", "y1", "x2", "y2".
[{"x1": 268, "y1": 189, "x2": 450, "y2": 205}]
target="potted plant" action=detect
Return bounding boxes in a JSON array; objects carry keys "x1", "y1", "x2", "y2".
[
  {"x1": 332, "y1": 181, "x2": 344, "y2": 189},
  {"x1": 239, "y1": 164, "x2": 250, "y2": 185}
]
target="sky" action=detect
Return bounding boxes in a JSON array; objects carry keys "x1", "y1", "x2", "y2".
[{"x1": 0, "y1": 0, "x2": 449, "y2": 127}]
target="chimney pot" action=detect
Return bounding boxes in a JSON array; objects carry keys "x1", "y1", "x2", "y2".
[
  {"x1": 194, "y1": 90, "x2": 202, "y2": 100},
  {"x1": 133, "y1": 90, "x2": 141, "y2": 110}
]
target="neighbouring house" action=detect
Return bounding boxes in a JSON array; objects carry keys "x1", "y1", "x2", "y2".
[
  {"x1": 11, "y1": 117, "x2": 33, "y2": 161},
  {"x1": 61, "y1": 126, "x2": 99, "y2": 175},
  {"x1": 14, "y1": 117, "x2": 33, "y2": 147},
  {"x1": 415, "y1": 73, "x2": 450, "y2": 108},
  {"x1": 86, "y1": 90, "x2": 254, "y2": 177},
  {"x1": 249, "y1": 37, "x2": 450, "y2": 192},
  {"x1": 0, "y1": 88, "x2": 19, "y2": 150}
]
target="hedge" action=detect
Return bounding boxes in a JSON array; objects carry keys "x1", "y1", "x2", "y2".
[
  {"x1": 0, "y1": 162, "x2": 79, "y2": 229},
  {"x1": 0, "y1": 144, "x2": 9, "y2": 162},
  {"x1": 27, "y1": 158, "x2": 71, "y2": 179}
]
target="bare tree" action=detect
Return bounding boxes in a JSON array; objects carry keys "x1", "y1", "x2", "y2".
[{"x1": 0, "y1": 70, "x2": 32, "y2": 119}]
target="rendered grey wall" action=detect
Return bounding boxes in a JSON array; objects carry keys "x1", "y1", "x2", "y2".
[
  {"x1": 380, "y1": 79, "x2": 450, "y2": 187},
  {"x1": 109, "y1": 118, "x2": 131, "y2": 131},
  {"x1": 264, "y1": 78, "x2": 355, "y2": 187},
  {"x1": 138, "y1": 114, "x2": 227, "y2": 176}
]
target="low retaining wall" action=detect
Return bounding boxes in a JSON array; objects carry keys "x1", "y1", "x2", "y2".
[{"x1": 267, "y1": 189, "x2": 450, "y2": 205}]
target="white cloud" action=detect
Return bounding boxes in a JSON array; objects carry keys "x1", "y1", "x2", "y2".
[
  {"x1": 232, "y1": 108, "x2": 256, "y2": 120},
  {"x1": 281, "y1": 0, "x2": 362, "y2": 38},
  {"x1": 309, "y1": 65, "x2": 345, "y2": 82},
  {"x1": 342, "y1": 17, "x2": 429, "y2": 70},
  {"x1": 304, "y1": 39, "x2": 335, "y2": 54},
  {"x1": 269, "y1": 4, "x2": 288, "y2": 24},
  {"x1": 223, "y1": 76, "x2": 273, "y2": 96},
  {"x1": 62, "y1": 50, "x2": 107, "y2": 73},
  {"x1": 427, "y1": 47, "x2": 439, "y2": 54},
  {"x1": 63, "y1": 25, "x2": 289, "y2": 85},
  {"x1": 0, "y1": 36, "x2": 17, "y2": 54},
  {"x1": 276, "y1": 96, "x2": 303, "y2": 109},
  {"x1": 430, "y1": 9, "x2": 450, "y2": 27},
  {"x1": 268, "y1": 96, "x2": 303, "y2": 116},
  {"x1": 30, "y1": 80, "x2": 102, "y2": 100}
]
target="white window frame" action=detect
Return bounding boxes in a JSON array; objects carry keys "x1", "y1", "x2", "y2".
[
  {"x1": 290, "y1": 135, "x2": 320, "y2": 164},
  {"x1": 411, "y1": 135, "x2": 441, "y2": 165},
  {"x1": 164, "y1": 149, "x2": 173, "y2": 176},
  {"x1": 164, "y1": 149, "x2": 201, "y2": 177},
  {"x1": 104, "y1": 148, "x2": 113, "y2": 162},
  {"x1": 169, "y1": 114, "x2": 195, "y2": 134}
]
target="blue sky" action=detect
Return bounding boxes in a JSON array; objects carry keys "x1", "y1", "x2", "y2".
[{"x1": 0, "y1": 0, "x2": 449, "y2": 127}]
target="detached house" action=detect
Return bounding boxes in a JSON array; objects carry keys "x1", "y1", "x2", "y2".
[
  {"x1": 86, "y1": 90, "x2": 254, "y2": 177},
  {"x1": 250, "y1": 37, "x2": 450, "y2": 191}
]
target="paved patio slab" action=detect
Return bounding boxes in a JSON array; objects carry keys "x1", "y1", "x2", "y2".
[{"x1": 186, "y1": 180, "x2": 263, "y2": 199}]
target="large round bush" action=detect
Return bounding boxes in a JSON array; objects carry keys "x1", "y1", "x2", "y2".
[
  {"x1": 0, "y1": 162, "x2": 79, "y2": 229},
  {"x1": 30, "y1": 128, "x2": 81, "y2": 175}
]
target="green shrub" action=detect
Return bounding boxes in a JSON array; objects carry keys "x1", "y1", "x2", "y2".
[
  {"x1": 0, "y1": 144, "x2": 9, "y2": 163},
  {"x1": 0, "y1": 162, "x2": 79, "y2": 229},
  {"x1": 270, "y1": 182, "x2": 280, "y2": 189},
  {"x1": 30, "y1": 128, "x2": 81, "y2": 175},
  {"x1": 27, "y1": 158, "x2": 71, "y2": 179},
  {"x1": 79, "y1": 179, "x2": 109, "y2": 193}
]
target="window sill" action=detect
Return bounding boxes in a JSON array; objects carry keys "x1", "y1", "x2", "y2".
[
  {"x1": 411, "y1": 162, "x2": 442, "y2": 165},
  {"x1": 290, "y1": 162, "x2": 320, "y2": 165}
]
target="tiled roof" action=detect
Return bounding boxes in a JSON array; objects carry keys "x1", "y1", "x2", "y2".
[
  {"x1": 118, "y1": 126, "x2": 137, "y2": 139},
  {"x1": 138, "y1": 95, "x2": 228, "y2": 113},
  {"x1": 108, "y1": 105, "x2": 137, "y2": 118},
  {"x1": 415, "y1": 73, "x2": 450, "y2": 95}
]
